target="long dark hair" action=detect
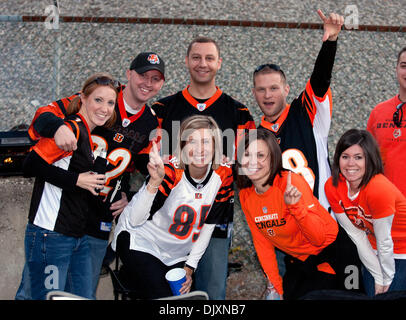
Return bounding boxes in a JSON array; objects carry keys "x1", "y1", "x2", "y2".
[
  {"x1": 331, "y1": 129, "x2": 383, "y2": 188},
  {"x1": 236, "y1": 128, "x2": 283, "y2": 190}
]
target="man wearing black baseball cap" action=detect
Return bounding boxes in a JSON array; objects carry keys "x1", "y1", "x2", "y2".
[
  {"x1": 16, "y1": 51, "x2": 166, "y2": 300},
  {"x1": 129, "y1": 52, "x2": 165, "y2": 79}
]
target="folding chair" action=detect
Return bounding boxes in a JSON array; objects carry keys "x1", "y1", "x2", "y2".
[
  {"x1": 104, "y1": 254, "x2": 137, "y2": 300},
  {"x1": 46, "y1": 291, "x2": 89, "y2": 300}
]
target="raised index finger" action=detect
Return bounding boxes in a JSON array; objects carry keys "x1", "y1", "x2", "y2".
[
  {"x1": 317, "y1": 9, "x2": 327, "y2": 22},
  {"x1": 286, "y1": 170, "x2": 292, "y2": 188},
  {"x1": 150, "y1": 140, "x2": 159, "y2": 158}
]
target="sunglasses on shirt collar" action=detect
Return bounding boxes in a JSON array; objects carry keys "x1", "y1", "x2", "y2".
[{"x1": 393, "y1": 102, "x2": 405, "y2": 128}]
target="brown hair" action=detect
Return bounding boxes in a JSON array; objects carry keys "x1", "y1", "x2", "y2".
[
  {"x1": 67, "y1": 72, "x2": 118, "y2": 128},
  {"x1": 236, "y1": 128, "x2": 283, "y2": 190},
  {"x1": 331, "y1": 129, "x2": 383, "y2": 188},
  {"x1": 186, "y1": 36, "x2": 220, "y2": 58},
  {"x1": 253, "y1": 65, "x2": 287, "y2": 87},
  {"x1": 397, "y1": 46, "x2": 406, "y2": 65}
]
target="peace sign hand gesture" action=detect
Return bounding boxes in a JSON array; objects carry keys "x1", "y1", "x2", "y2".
[
  {"x1": 284, "y1": 171, "x2": 302, "y2": 205},
  {"x1": 146, "y1": 141, "x2": 165, "y2": 193},
  {"x1": 317, "y1": 9, "x2": 344, "y2": 42}
]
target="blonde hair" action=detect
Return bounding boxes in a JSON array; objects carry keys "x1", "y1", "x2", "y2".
[
  {"x1": 176, "y1": 115, "x2": 223, "y2": 171},
  {"x1": 67, "y1": 72, "x2": 118, "y2": 128}
]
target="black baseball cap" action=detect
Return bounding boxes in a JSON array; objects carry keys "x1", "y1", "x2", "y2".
[{"x1": 129, "y1": 52, "x2": 165, "y2": 79}]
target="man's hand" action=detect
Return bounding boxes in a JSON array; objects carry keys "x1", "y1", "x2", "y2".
[
  {"x1": 55, "y1": 124, "x2": 78, "y2": 151},
  {"x1": 110, "y1": 192, "x2": 129, "y2": 218},
  {"x1": 317, "y1": 9, "x2": 344, "y2": 42}
]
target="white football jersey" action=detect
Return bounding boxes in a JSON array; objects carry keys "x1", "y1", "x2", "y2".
[{"x1": 113, "y1": 161, "x2": 233, "y2": 266}]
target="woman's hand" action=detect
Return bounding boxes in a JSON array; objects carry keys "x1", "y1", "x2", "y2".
[
  {"x1": 284, "y1": 171, "x2": 302, "y2": 205},
  {"x1": 179, "y1": 266, "x2": 194, "y2": 295},
  {"x1": 76, "y1": 171, "x2": 106, "y2": 196},
  {"x1": 146, "y1": 141, "x2": 165, "y2": 193},
  {"x1": 375, "y1": 283, "x2": 390, "y2": 295}
]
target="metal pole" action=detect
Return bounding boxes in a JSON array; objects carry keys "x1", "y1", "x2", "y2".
[{"x1": 53, "y1": 0, "x2": 60, "y2": 100}]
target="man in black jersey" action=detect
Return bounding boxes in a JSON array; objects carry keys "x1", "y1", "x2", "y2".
[
  {"x1": 252, "y1": 10, "x2": 364, "y2": 295},
  {"x1": 253, "y1": 10, "x2": 341, "y2": 211},
  {"x1": 16, "y1": 52, "x2": 166, "y2": 299},
  {"x1": 152, "y1": 36, "x2": 255, "y2": 300}
]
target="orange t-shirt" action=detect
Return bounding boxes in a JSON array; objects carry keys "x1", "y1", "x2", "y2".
[
  {"x1": 325, "y1": 174, "x2": 406, "y2": 253},
  {"x1": 239, "y1": 171, "x2": 338, "y2": 295},
  {"x1": 367, "y1": 95, "x2": 406, "y2": 196}
]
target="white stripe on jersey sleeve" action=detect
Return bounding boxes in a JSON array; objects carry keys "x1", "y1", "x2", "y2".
[
  {"x1": 373, "y1": 215, "x2": 396, "y2": 286},
  {"x1": 312, "y1": 94, "x2": 333, "y2": 213},
  {"x1": 335, "y1": 212, "x2": 385, "y2": 285},
  {"x1": 33, "y1": 156, "x2": 70, "y2": 231}
]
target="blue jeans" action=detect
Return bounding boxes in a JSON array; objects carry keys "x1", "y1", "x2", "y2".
[
  {"x1": 15, "y1": 264, "x2": 31, "y2": 300},
  {"x1": 24, "y1": 223, "x2": 93, "y2": 300},
  {"x1": 362, "y1": 259, "x2": 406, "y2": 297},
  {"x1": 80, "y1": 235, "x2": 108, "y2": 299},
  {"x1": 16, "y1": 235, "x2": 108, "y2": 300},
  {"x1": 194, "y1": 236, "x2": 231, "y2": 300}
]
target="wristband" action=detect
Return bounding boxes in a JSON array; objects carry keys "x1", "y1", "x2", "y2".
[{"x1": 147, "y1": 182, "x2": 160, "y2": 189}]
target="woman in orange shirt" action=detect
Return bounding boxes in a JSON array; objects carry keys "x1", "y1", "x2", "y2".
[
  {"x1": 325, "y1": 129, "x2": 406, "y2": 297},
  {"x1": 236, "y1": 128, "x2": 338, "y2": 300}
]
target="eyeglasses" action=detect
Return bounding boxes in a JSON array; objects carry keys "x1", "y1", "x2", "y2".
[
  {"x1": 253, "y1": 63, "x2": 285, "y2": 78},
  {"x1": 91, "y1": 76, "x2": 120, "y2": 88},
  {"x1": 393, "y1": 102, "x2": 405, "y2": 127}
]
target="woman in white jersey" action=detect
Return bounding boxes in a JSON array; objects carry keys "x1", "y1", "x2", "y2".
[{"x1": 112, "y1": 115, "x2": 233, "y2": 299}]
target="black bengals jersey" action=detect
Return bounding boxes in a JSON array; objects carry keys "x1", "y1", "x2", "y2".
[
  {"x1": 25, "y1": 114, "x2": 95, "y2": 238},
  {"x1": 151, "y1": 87, "x2": 255, "y2": 159},
  {"x1": 258, "y1": 40, "x2": 337, "y2": 211},
  {"x1": 151, "y1": 87, "x2": 255, "y2": 237},
  {"x1": 29, "y1": 85, "x2": 159, "y2": 240}
]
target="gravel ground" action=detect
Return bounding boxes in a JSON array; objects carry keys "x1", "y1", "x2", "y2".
[{"x1": 0, "y1": 1, "x2": 405, "y2": 300}]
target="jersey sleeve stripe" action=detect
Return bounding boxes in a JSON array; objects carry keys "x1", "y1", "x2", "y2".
[{"x1": 215, "y1": 189, "x2": 234, "y2": 202}]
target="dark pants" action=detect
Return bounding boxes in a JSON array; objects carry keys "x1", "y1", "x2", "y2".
[
  {"x1": 116, "y1": 231, "x2": 184, "y2": 299},
  {"x1": 325, "y1": 224, "x2": 365, "y2": 293},
  {"x1": 283, "y1": 253, "x2": 337, "y2": 300},
  {"x1": 283, "y1": 225, "x2": 365, "y2": 300}
]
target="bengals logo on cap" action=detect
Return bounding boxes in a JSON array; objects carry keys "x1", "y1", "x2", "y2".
[{"x1": 147, "y1": 54, "x2": 160, "y2": 65}]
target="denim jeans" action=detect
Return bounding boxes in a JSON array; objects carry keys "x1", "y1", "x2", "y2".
[
  {"x1": 362, "y1": 259, "x2": 406, "y2": 297},
  {"x1": 15, "y1": 264, "x2": 31, "y2": 300},
  {"x1": 82, "y1": 235, "x2": 108, "y2": 299},
  {"x1": 24, "y1": 223, "x2": 93, "y2": 300},
  {"x1": 194, "y1": 236, "x2": 231, "y2": 300}
]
